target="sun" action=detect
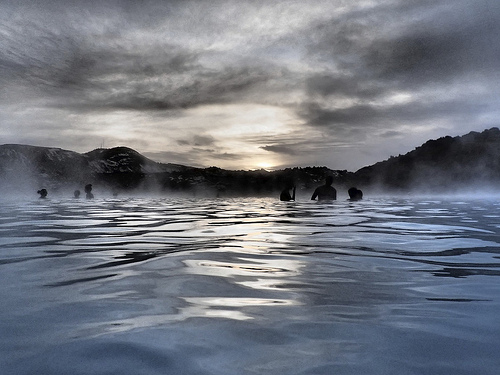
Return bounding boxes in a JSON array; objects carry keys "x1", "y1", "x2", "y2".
[{"x1": 256, "y1": 162, "x2": 273, "y2": 170}]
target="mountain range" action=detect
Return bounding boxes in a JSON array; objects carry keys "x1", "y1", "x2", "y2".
[{"x1": 1, "y1": 127, "x2": 499, "y2": 197}]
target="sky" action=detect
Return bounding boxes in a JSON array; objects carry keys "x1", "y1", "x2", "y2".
[{"x1": 1, "y1": 0, "x2": 499, "y2": 171}]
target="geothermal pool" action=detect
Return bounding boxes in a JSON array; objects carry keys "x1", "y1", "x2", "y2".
[{"x1": 1, "y1": 196, "x2": 499, "y2": 374}]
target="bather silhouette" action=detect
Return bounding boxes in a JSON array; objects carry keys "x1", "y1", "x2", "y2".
[
  {"x1": 84, "y1": 184, "x2": 94, "y2": 199},
  {"x1": 37, "y1": 189, "x2": 48, "y2": 199},
  {"x1": 348, "y1": 187, "x2": 363, "y2": 201},
  {"x1": 311, "y1": 176, "x2": 336, "y2": 200},
  {"x1": 280, "y1": 184, "x2": 296, "y2": 201},
  {"x1": 74, "y1": 190, "x2": 81, "y2": 198}
]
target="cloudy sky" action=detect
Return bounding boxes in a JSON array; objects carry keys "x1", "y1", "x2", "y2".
[{"x1": 1, "y1": 0, "x2": 499, "y2": 171}]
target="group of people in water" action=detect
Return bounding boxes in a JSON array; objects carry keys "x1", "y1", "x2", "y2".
[
  {"x1": 38, "y1": 177, "x2": 360, "y2": 202},
  {"x1": 280, "y1": 176, "x2": 363, "y2": 202},
  {"x1": 38, "y1": 184, "x2": 94, "y2": 199}
]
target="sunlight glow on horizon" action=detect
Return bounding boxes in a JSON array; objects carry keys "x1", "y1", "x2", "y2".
[{"x1": 255, "y1": 162, "x2": 274, "y2": 170}]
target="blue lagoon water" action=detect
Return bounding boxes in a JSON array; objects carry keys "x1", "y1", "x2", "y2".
[{"x1": 1, "y1": 196, "x2": 499, "y2": 374}]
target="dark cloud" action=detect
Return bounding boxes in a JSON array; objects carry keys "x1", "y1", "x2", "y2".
[
  {"x1": 307, "y1": 0, "x2": 500, "y2": 85},
  {"x1": 178, "y1": 135, "x2": 216, "y2": 147},
  {"x1": 260, "y1": 144, "x2": 298, "y2": 156},
  {"x1": 305, "y1": 74, "x2": 381, "y2": 99},
  {"x1": 299, "y1": 102, "x2": 379, "y2": 128},
  {"x1": 299, "y1": 97, "x2": 493, "y2": 132},
  {"x1": 380, "y1": 131, "x2": 404, "y2": 138},
  {"x1": 101, "y1": 66, "x2": 273, "y2": 111},
  {"x1": 365, "y1": 21, "x2": 500, "y2": 84},
  {"x1": 7, "y1": 41, "x2": 273, "y2": 111},
  {"x1": 1, "y1": 0, "x2": 499, "y2": 171},
  {"x1": 0, "y1": 6, "x2": 276, "y2": 112},
  {"x1": 295, "y1": 0, "x2": 500, "y2": 138},
  {"x1": 192, "y1": 135, "x2": 216, "y2": 147}
]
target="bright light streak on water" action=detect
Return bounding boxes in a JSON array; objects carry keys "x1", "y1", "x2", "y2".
[{"x1": 0, "y1": 197, "x2": 499, "y2": 374}]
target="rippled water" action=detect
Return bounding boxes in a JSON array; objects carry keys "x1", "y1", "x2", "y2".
[{"x1": 1, "y1": 196, "x2": 499, "y2": 374}]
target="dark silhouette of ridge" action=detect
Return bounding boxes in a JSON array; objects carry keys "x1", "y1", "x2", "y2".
[
  {"x1": 353, "y1": 127, "x2": 500, "y2": 191},
  {"x1": 85, "y1": 147, "x2": 163, "y2": 174},
  {"x1": 0, "y1": 144, "x2": 91, "y2": 193},
  {"x1": 1, "y1": 127, "x2": 499, "y2": 196}
]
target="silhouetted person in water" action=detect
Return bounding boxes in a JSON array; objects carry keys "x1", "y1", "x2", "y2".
[
  {"x1": 74, "y1": 190, "x2": 81, "y2": 198},
  {"x1": 311, "y1": 176, "x2": 337, "y2": 200},
  {"x1": 348, "y1": 187, "x2": 363, "y2": 201},
  {"x1": 37, "y1": 189, "x2": 48, "y2": 199},
  {"x1": 280, "y1": 184, "x2": 296, "y2": 201},
  {"x1": 84, "y1": 184, "x2": 94, "y2": 199}
]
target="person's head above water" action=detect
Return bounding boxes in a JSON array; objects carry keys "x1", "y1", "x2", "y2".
[
  {"x1": 325, "y1": 176, "x2": 334, "y2": 186},
  {"x1": 348, "y1": 187, "x2": 363, "y2": 201},
  {"x1": 37, "y1": 189, "x2": 48, "y2": 198},
  {"x1": 84, "y1": 184, "x2": 94, "y2": 199},
  {"x1": 280, "y1": 181, "x2": 296, "y2": 201},
  {"x1": 74, "y1": 190, "x2": 81, "y2": 198}
]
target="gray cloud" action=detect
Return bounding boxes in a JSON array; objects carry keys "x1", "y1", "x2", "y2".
[
  {"x1": 1, "y1": 0, "x2": 499, "y2": 171},
  {"x1": 178, "y1": 135, "x2": 216, "y2": 147},
  {"x1": 305, "y1": 74, "x2": 381, "y2": 100},
  {"x1": 380, "y1": 131, "x2": 404, "y2": 139},
  {"x1": 297, "y1": 0, "x2": 500, "y2": 135},
  {"x1": 260, "y1": 144, "x2": 298, "y2": 156},
  {"x1": 0, "y1": 4, "x2": 277, "y2": 112},
  {"x1": 366, "y1": 19, "x2": 500, "y2": 84},
  {"x1": 299, "y1": 97, "x2": 493, "y2": 131},
  {"x1": 100, "y1": 66, "x2": 273, "y2": 111},
  {"x1": 1, "y1": 32, "x2": 272, "y2": 112}
]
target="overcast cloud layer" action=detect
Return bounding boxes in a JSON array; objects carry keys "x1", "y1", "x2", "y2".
[{"x1": 1, "y1": 0, "x2": 499, "y2": 170}]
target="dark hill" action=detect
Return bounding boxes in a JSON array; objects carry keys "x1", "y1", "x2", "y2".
[
  {"x1": 85, "y1": 147, "x2": 165, "y2": 174},
  {"x1": 353, "y1": 127, "x2": 500, "y2": 192},
  {"x1": 0, "y1": 144, "x2": 91, "y2": 193},
  {"x1": 0, "y1": 145, "x2": 193, "y2": 194},
  {"x1": 2, "y1": 128, "x2": 499, "y2": 197},
  {"x1": 86, "y1": 147, "x2": 201, "y2": 191},
  {"x1": 0, "y1": 144, "x2": 349, "y2": 197}
]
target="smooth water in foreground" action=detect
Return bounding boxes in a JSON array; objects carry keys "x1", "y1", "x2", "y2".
[{"x1": 1, "y1": 196, "x2": 499, "y2": 374}]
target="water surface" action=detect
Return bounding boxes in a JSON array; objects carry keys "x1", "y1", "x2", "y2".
[{"x1": 1, "y1": 197, "x2": 499, "y2": 374}]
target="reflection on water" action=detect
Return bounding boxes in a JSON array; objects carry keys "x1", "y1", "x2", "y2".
[{"x1": 1, "y1": 197, "x2": 500, "y2": 374}]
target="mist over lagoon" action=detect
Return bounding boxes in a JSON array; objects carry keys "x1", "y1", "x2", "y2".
[{"x1": 1, "y1": 196, "x2": 499, "y2": 374}]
